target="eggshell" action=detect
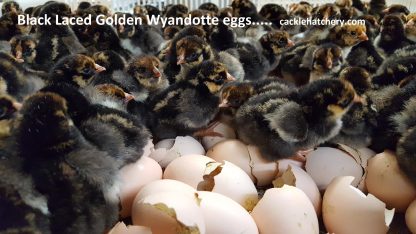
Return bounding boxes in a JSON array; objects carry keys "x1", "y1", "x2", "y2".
[
  {"x1": 273, "y1": 165, "x2": 322, "y2": 214},
  {"x1": 131, "y1": 191, "x2": 206, "y2": 234},
  {"x1": 406, "y1": 199, "x2": 416, "y2": 233},
  {"x1": 323, "y1": 176, "x2": 394, "y2": 234},
  {"x1": 305, "y1": 147, "x2": 364, "y2": 190},
  {"x1": 119, "y1": 157, "x2": 163, "y2": 218},
  {"x1": 164, "y1": 155, "x2": 259, "y2": 211},
  {"x1": 141, "y1": 139, "x2": 155, "y2": 158},
  {"x1": 251, "y1": 186, "x2": 319, "y2": 234},
  {"x1": 201, "y1": 122, "x2": 236, "y2": 150},
  {"x1": 108, "y1": 222, "x2": 152, "y2": 234},
  {"x1": 366, "y1": 150, "x2": 416, "y2": 212},
  {"x1": 247, "y1": 145, "x2": 280, "y2": 186},
  {"x1": 133, "y1": 179, "x2": 196, "y2": 204},
  {"x1": 196, "y1": 191, "x2": 259, "y2": 234},
  {"x1": 149, "y1": 136, "x2": 205, "y2": 168}
]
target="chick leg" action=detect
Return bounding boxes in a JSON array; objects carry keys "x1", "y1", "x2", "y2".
[{"x1": 193, "y1": 121, "x2": 224, "y2": 138}]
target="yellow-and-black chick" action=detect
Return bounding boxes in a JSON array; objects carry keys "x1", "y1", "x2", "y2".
[
  {"x1": 15, "y1": 92, "x2": 121, "y2": 233},
  {"x1": 48, "y1": 54, "x2": 106, "y2": 88},
  {"x1": 1, "y1": 1, "x2": 22, "y2": 14},
  {"x1": 235, "y1": 79, "x2": 361, "y2": 160},
  {"x1": 283, "y1": 2, "x2": 311, "y2": 36},
  {"x1": 91, "y1": 50, "x2": 126, "y2": 87},
  {"x1": 111, "y1": 55, "x2": 168, "y2": 101},
  {"x1": 34, "y1": 2, "x2": 87, "y2": 71},
  {"x1": 374, "y1": 14, "x2": 414, "y2": 57},
  {"x1": 393, "y1": 96, "x2": 416, "y2": 184},
  {"x1": 259, "y1": 3, "x2": 289, "y2": 29},
  {"x1": 9, "y1": 34, "x2": 37, "y2": 65},
  {"x1": 147, "y1": 60, "x2": 235, "y2": 140},
  {"x1": 0, "y1": 11, "x2": 30, "y2": 41},
  {"x1": 83, "y1": 83, "x2": 134, "y2": 111}
]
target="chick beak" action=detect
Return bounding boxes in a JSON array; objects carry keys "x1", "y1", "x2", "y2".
[
  {"x1": 10, "y1": 7, "x2": 17, "y2": 13},
  {"x1": 177, "y1": 53, "x2": 186, "y2": 65},
  {"x1": 218, "y1": 99, "x2": 229, "y2": 108},
  {"x1": 358, "y1": 33, "x2": 369, "y2": 41},
  {"x1": 382, "y1": 7, "x2": 390, "y2": 14},
  {"x1": 119, "y1": 24, "x2": 125, "y2": 33},
  {"x1": 94, "y1": 63, "x2": 106, "y2": 73},
  {"x1": 15, "y1": 51, "x2": 24, "y2": 63},
  {"x1": 326, "y1": 60, "x2": 333, "y2": 69},
  {"x1": 226, "y1": 72, "x2": 236, "y2": 82},
  {"x1": 353, "y1": 93, "x2": 366, "y2": 104},
  {"x1": 406, "y1": 19, "x2": 415, "y2": 28},
  {"x1": 12, "y1": 101, "x2": 22, "y2": 110},
  {"x1": 287, "y1": 39, "x2": 295, "y2": 47},
  {"x1": 153, "y1": 67, "x2": 161, "y2": 78},
  {"x1": 124, "y1": 92, "x2": 135, "y2": 103}
]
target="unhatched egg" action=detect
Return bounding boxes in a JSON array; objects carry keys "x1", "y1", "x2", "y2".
[{"x1": 133, "y1": 179, "x2": 196, "y2": 204}]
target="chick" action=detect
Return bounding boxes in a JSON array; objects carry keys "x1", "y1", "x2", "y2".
[
  {"x1": 145, "y1": 5, "x2": 161, "y2": 17},
  {"x1": 1, "y1": 1, "x2": 22, "y2": 14},
  {"x1": 382, "y1": 4, "x2": 410, "y2": 16},
  {"x1": 0, "y1": 12, "x2": 30, "y2": 41},
  {"x1": 9, "y1": 34, "x2": 37, "y2": 65},
  {"x1": 368, "y1": 0, "x2": 386, "y2": 18},
  {"x1": 394, "y1": 97, "x2": 416, "y2": 184},
  {"x1": 15, "y1": 92, "x2": 120, "y2": 234},
  {"x1": 289, "y1": 2, "x2": 313, "y2": 19},
  {"x1": 111, "y1": 55, "x2": 168, "y2": 101},
  {"x1": 199, "y1": 3, "x2": 219, "y2": 13},
  {"x1": 147, "y1": 61, "x2": 235, "y2": 140},
  {"x1": 129, "y1": 22, "x2": 165, "y2": 55},
  {"x1": 259, "y1": 4, "x2": 289, "y2": 28},
  {"x1": 133, "y1": 5, "x2": 148, "y2": 16},
  {"x1": 85, "y1": 83, "x2": 134, "y2": 111},
  {"x1": 339, "y1": 67, "x2": 372, "y2": 95},
  {"x1": 231, "y1": 0, "x2": 262, "y2": 22},
  {"x1": 163, "y1": 26, "x2": 181, "y2": 40},
  {"x1": 374, "y1": 14, "x2": 413, "y2": 57},
  {"x1": 372, "y1": 56, "x2": 416, "y2": 87},
  {"x1": 76, "y1": 1, "x2": 92, "y2": 13},
  {"x1": 91, "y1": 50, "x2": 126, "y2": 87},
  {"x1": 164, "y1": 4, "x2": 188, "y2": 18},
  {"x1": 235, "y1": 79, "x2": 360, "y2": 160},
  {"x1": 88, "y1": 4, "x2": 111, "y2": 16},
  {"x1": 327, "y1": 24, "x2": 369, "y2": 58},
  {"x1": 49, "y1": 54, "x2": 106, "y2": 88}
]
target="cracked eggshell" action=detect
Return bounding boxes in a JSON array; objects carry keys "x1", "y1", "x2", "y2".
[
  {"x1": 119, "y1": 157, "x2": 163, "y2": 218},
  {"x1": 197, "y1": 161, "x2": 259, "y2": 211},
  {"x1": 163, "y1": 155, "x2": 216, "y2": 188},
  {"x1": 141, "y1": 139, "x2": 155, "y2": 158},
  {"x1": 273, "y1": 165, "x2": 322, "y2": 215},
  {"x1": 108, "y1": 222, "x2": 152, "y2": 234},
  {"x1": 196, "y1": 191, "x2": 259, "y2": 234},
  {"x1": 305, "y1": 147, "x2": 364, "y2": 191},
  {"x1": 247, "y1": 145, "x2": 280, "y2": 186},
  {"x1": 201, "y1": 122, "x2": 236, "y2": 150},
  {"x1": 366, "y1": 150, "x2": 416, "y2": 212},
  {"x1": 406, "y1": 199, "x2": 416, "y2": 233},
  {"x1": 131, "y1": 191, "x2": 205, "y2": 234},
  {"x1": 150, "y1": 136, "x2": 205, "y2": 168},
  {"x1": 323, "y1": 176, "x2": 394, "y2": 234},
  {"x1": 251, "y1": 186, "x2": 319, "y2": 234},
  {"x1": 133, "y1": 179, "x2": 196, "y2": 204}
]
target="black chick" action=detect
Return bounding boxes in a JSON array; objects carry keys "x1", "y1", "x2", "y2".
[
  {"x1": 375, "y1": 14, "x2": 414, "y2": 56},
  {"x1": 372, "y1": 55, "x2": 416, "y2": 87},
  {"x1": 394, "y1": 97, "x2": 416, "y2": 184},
  {"x1": 235, "y1": 79, "x2": 361, "y2": 160},
  {"x1": 199, "y1": 3, "x2": 219, "y2": 13},
  {"x1": 48, "y1": 54, "x2": 106, "y2": 88},
  {"x1": 9, "y1": 34, "x2": 37, "y2": 65},
  {"x1": 112, "y1": 55, "x2": 168, "y2": 101},
  {"x1": 382, "y1": 4, "x2": 410, "y2": 16},
  {"x1": 15, "y1": 92, "x2": 120, "y2": 234},
  {"x1": 368, "y1": 0, "x2": 386, "y2": 18},
  {"x1": 406, "y1": 14, "x2": 416, "y2": 43},
  {"x1": 147, "y1": 61, "x2": 235, "y2": 140},
  {"x1": 210, "y1": 21, "x2": 237, "y2": 51},
  {"x1": 145, "y1": 5, "x2": 161, "y2": 17},
  {"x1": 0, "y1": 12, "x2": 30, "y2": 41},
  {"x1": 1, "y1": 0, "x2": 22, "y2": 14},
  {"x1": 259, "y1": 4, "x2": 289, "y2": 28},
  {"x1": 339, "y1": 67, "x2": 372, "y2": 95},
  {"x1": 91, "y1": 50, "x2": 126, "y2": 87},
  {"x1": 231, "y1": 0, "x2": 262, "y2": 22},
  {"x1": 164, "y1": 4, "x2": 188, "y2": 18},
  {"x1": 76, "y1": 1, "x2": 92, "y2": 13}
]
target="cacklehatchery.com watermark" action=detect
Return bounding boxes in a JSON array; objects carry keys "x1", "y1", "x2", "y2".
[{"x1": 280, "y1": 18, "x2": 366, "y2": 27}]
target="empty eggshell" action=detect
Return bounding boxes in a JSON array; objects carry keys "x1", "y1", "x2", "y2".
[
  {"x1": 366, "y1": 150, "x2": 416, "y2": 212},
  {"x1": 323, "y1": 176, "x2": 394, "y2": 234},
  {"x1": 201, "y1": 122, "x2": 236, "y2": 150},
  {"x1": 196, "y1": 191, "x2": 259, "y2": 234},
  {"x1": 305, "y1": 147, "x2": 364, "y2": 191},
  {"x1": 150, "y1": 136, "x2": 205, "y2": 168},
  {"x1": 251, "y1": 186, "x2": 319, "y2": 234},
  {"x1": 131, "y1": 191, "x2": 206, "y2": 234},
  {"x1": 141, "y1": 139, "x2": 155, "y2": 158},
  {"x1": 247, "y1": 145, "x2": 280, "y2": 186},
  {"x1": 133, "y1": 179, "x2": 196, "y2": 204},
  {"x1": 119, "y1": 157, "x2": 163, "y2": 218},
  {"x1": 273, "y1": 165, "x2": 322, "y2": 214},
  {"x1": 108, "y1": 222, "x2": 152, "y2": 234},
  {"x1": 406, "y1": 199, "x2": 416, "y2": 233}
]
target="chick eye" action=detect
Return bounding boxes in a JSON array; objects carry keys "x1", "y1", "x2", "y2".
[
  {"x1": 350, "y1": 31, "x2": 357, "y2": 36},
  {"x1": 188, "y1": 52, "x2": 199, "y2": 60},
  {"x1": 82, "y1": 68, "x2": 92, "y2": 74},
  {"x1": 0, "y1": 108, "x2": 5, "y2": 119},
  {"x1": 339, "y1": 98, "x2": 350, "y2": 107}
]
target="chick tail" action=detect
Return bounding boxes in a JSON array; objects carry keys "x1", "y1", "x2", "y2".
[{"x1": 396, "y1": 126, "x2": 416, "y2": 185}]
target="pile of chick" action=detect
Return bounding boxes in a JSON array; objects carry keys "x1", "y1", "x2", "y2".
[{"x1": 1, "y1": 0, "x2": 416, "y2": 232}]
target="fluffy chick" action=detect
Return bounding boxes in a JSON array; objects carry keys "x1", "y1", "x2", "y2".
[
  {"x1": 15, "y1": 92, "x2": 120, "y2": 234},
  {"x1": 91, "y1": 50, "x2": 126, "y2": 87},
  {"x1": 1, "y1": 1, "x2": 22, "y2": 14},
  {"x1": 372, "y1": 56, "x2": 416, "y2": 87},
  {"x1": 236, "y1": 79, "x2": 360, "y2": 160},
  {"x1": 259, "y1": 4, "x2": 289, "y2": 28},
  {"x1": 339, "y1": 67, "x2": 372, "y2": 95},
  {"x1": 147, "y1": 61, "x2": 235, "y2": 140},
  {"x1": 0, "y1": 12, "x2": 30, "y2": 41},
  {"x1": 9, "y1": 34, "x2": 37, "y2": 65},
  {"x1": 199, "y1": 3, "x2": 219, "y2": 13}
]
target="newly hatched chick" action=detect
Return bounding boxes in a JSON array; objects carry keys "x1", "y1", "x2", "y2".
[
  {"x1": 210, "y1": 20, "x2": 237, "y2": 51},
  {"x1": 112, "y1": 55, "x2": 168, "y2": 101},
  {"x1": 236, "y1": 79, "x2": 360, "y2": 160},
  {"x1": 368, "y1": 0, "x2": 386, "y2": 18},
  {"x1": 9, "y1": 35, "x2": 37, "y2": 65},
  {"x1": 382, "y1": 4, "x2": 410, "y2": 15},
  {"x1": 145, "y1": 5, "x2": 160, "y2": 17},
  {"x1": 48, "y1": 54, "x2": 106, "y2": 88},
  {"x1": 0, "y1": 12, "x2": 30, "y2": 41},
  {"x1": 15, "y1": 92, "x2": 120, "y2": 234},
  {"x1": 91, "y1": 50, "x2": 126, "y2": 88},
  {"x1": 326, "y1": 23, "x2": 369, "y2": 58},
  {"x1": 231, "y1": 0, "x2": 262, "y2": 22},
  {"x1": 289, "y1": 2, "x2": 313, "y2": 18},
  {"x1": 372, "y1": 56, "x2": 416, "y2": 87},
  {"x1": 147, "y1": 61, "x2": 235, "y2": 140},
  {"x1": 1, "y1": 1, "x2": 22, "y2": 14},
  {"x1": 258, "y1": 4, "x2": 289, "y2": 28},
  {"x1": 394, "y1": 97, "x2": 416, "y2": 184},
  {"x1": 199, "y1": 2, "x2": 219, "y2": 13}
]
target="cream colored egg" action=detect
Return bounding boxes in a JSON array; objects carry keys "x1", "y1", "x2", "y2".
[
  {"x1": 201, "y1": 122, "x2": 236, "y2": 150},
  {"x1": 251, "y1": 186, "x2": 319, "y2": 234},
  {"x1": 131, "y1": 191, "x2": 206, "y2": 234},
  {"x1": 273, "y1": 165, "x2": 322, "y2": 214},
  {"x1": 196, "y1": 191, "x2": 259, "y2": 234},
  {"x1": 366, "y1": 150, "x2": 416, "y2": 212},
  {"x1": 163, "y1": 154, "x2": 216, "y2": 188},
  {"x1": 150, "y1": 136, "x2": 205, "y2": 168},
  {"x1": 305, "y1": 147, "x2": 364, "y2": 190},
  {"x1": 108, "y1": 222, "x2": 152, "y2": 234},
  {"x1": 406, "y1": 199, "x2": 416, "y2": 233},
  {"x1": 133, "y1": 179, "x2": 196, "y2": 204},
  {"x1": 119, "y1": 157, "x2": 163, "y2": 217},
  {"x1": 323, "y1": 176, "x2": 394, "y2": 234}
]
